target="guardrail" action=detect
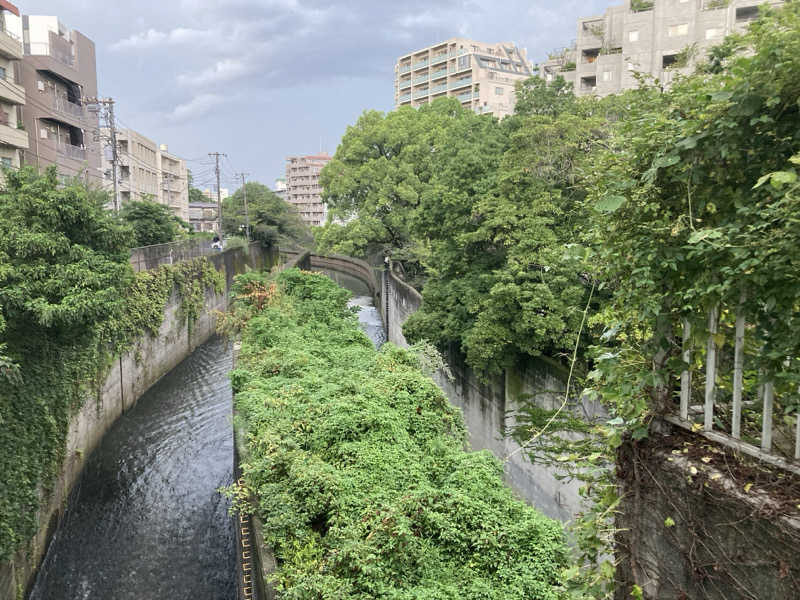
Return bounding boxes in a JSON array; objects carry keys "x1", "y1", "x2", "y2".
[{"x1": 666, "y1": 307, "x2": 800, "y2": 476}]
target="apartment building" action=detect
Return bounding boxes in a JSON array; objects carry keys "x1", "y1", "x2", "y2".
[
  {"x1": 0, "y1": 2, "x2": 27, "y2": 172},
  {"x1": 541, "y1": 0, "x2": 784, "y2": 96},
  {"x1": 394, "y1": 38, "x2": 534, "y2": 118},
  {"x1": 273, "y1": 177, "x2": 287, "y2": 202},
  {"x1": 158, "y1": 144, "x2": 189, "y2": 222},
  {"x1": 202, "y1": 187, "x2": 228, "y2": 201},
  {"x1": 188, "y1": 201, "x2": 218, "y2": 233},
  {"x1": 20, "y1": 15, "x2": 101, "y2": 185},
  {"x1": 102, "y1": 127, "x2": 159, "y2": 206},
  {"x1": 286, "y1": 153, "x2": 331, "y2": 227}
]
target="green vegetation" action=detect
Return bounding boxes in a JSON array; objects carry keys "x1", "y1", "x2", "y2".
[
  {"x1": 222, "y1": 181, "x2": 312, "y2": 247},
  {"x1": 228, "y1": 268, "x2": 567, "y2": 598},
  {"x1": 121, "y1": 199, "x2": 192, "y2": 246},
  {"x1": 630, "y1": 0, "x2": 654, "y2": 12},
  {"x1": 0, "y1": 168, "x2": 223, "y2": 560},
  {"x1": 314, "y1": 3, "x2": 800, "y2": 596}
]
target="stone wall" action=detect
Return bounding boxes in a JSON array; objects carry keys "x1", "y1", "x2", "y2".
[
  {"x1": 382, "y1": 265, "x2": 600, "y2": 522},
  {"x1": 0, "y1": 242, "x2": 277, "y2": 600},
  {"x1": 615, "y1": 425, "x2": 800, "y2": 600}
]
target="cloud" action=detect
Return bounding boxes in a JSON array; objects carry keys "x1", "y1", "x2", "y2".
[
  {"x1": 177, "y1": 58, "x2": 255, "y2": 86},
  {"x1": 170, "y1": 93, "x2": 224, "y2": 121},
  {"x1": 111, "y1": 27, "x2": 208, "y2": 50}
]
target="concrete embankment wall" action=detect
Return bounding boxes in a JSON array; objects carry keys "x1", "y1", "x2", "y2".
[
  {"x1": 0, "y1": 242, "x2": 277, "y2": 600},
  {"x1": 381, "y1": 265, "x2": 603, "y2": 522}
]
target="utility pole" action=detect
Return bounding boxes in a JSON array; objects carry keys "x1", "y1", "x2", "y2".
[
  {"x1": 209, "y1": 152, "x2": 226, "y2": 235},
  {"x1": 86, "y1": 96, "x2": 119, "y2": 212},
  {"x1": 236, "y1": 172, "x2": 250, "y2": 240}
]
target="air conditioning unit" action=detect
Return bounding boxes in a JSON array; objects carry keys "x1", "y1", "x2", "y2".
[
  {"x1": 39, "y1": 128, "x2": 47, "y2": 139},
  {"x1": 37, "y1": 80, "x2": 44, "y2": 92}
]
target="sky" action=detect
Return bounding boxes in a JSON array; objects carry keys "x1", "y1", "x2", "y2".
[{"x1": 30, "y1": 0, "x2": 613, "y2": 192}]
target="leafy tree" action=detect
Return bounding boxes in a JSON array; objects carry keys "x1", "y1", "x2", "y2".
[
  {"x1": 187, "y1": 169, "x2": 206, "y2": 204},
  {"x1": 318, "y1": 98, "x2": 480, "y2": 262},
  {"x1": 0, "y1": 167, "x2": 134, "y2": 558},
  {"x1": 121, "y1": 199, "x2": 188, "y2": 246},
  {"x1": 514, "y1": 75, "x2": 576, "y2": 117},
  {"x1": 222, "y1": 181, "x2": 312, "y2": 246}
]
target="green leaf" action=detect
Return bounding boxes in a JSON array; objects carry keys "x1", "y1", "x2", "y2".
[
  {"x1": 595, "y1": 195, "x2": 626, "y2": 213},
  {"x1": 653, "y1": 154, "x2": 680, "y2": 169},
  {"x1": 687, "y1": 228, "x2": 723, "y2": 244}
]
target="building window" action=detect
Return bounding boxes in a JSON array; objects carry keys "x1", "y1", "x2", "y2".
[
  {"x1": 457, "y1": 55, "x2": 470, "y2": 70},
  {"x1": 602, "y1": 70, "x2": 613, "y2": 82},
  {"x1": 495, "y1": 87, "x2": 504, "y2": 95},
  {"x1": 668, "y1": 23, "x2": 689, "y2": 37},
  {"x1": 629, "y1": 30, "x2": 639, "y2": 42}
]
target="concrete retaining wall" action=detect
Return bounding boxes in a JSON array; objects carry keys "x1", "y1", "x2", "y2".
[
  {"x1": 382, "y1": 265, "x2": 601, "y2": 522},
  {"x1": 0, "y1": 242, "x2": 277, "y2": 600}
]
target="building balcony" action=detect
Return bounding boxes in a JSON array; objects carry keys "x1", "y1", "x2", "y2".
[
  {"x1": 57, "y1": 141, "x2": 86, "y2": 161},
  {"x1": 430, "y1": 83, "x2": 448, "y2": 94},
  {"x1": 430, "y1": 68, "x2": 447, "y2": 80},
  {"x1": 0, "y1": 28, "x2": 22, "y2": 60},
  {"x1": 399, "y1": 79, "x2": 411, "y2": 90},
  {"x1": 0, "y1": 120, "x2": 27, "y2": 149},
  {"x1": 0, "y1": 74, "x2": 24, "y2": 105},
  {"x1": 449, "y1": 77, "x2": 472, "y2": 89},
  {"x1": 412, "y1": 88, "x2": 429, "y2": 99},
  {"x1": 457, "y1": 91, "x2": 474, "y2": 103},
  {"x1": 412, "y1": 59, "x2": 429, "y2": 70},
  {"x1": 398, "y1": 93, "x2": 411, "y2": 103},
  {"x1": 398, "y1": 64, "x2": 411, "y2": 74},
  {"x1": 449, "y1": 63, "x2": 471, "y2": 75},
  {"x1": 431, "y1": 53, "x2": 448, "y2": 65},
  {"x1": 53, "y1": 96, "x2": 84, "y2": 119},
  {"x1": 413, "y1": 74, "x2": 429, "y2": 85}
]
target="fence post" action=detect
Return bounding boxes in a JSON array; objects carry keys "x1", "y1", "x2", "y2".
[
  {"x1": 704, "y1": 305, "x2": 719, "y2": 432},
  {"x1": 761, "y1": 381, "x2": 774, "y2": 452},
  {"x1": 731, "y1": 299, "x2": 746, "y2": 439},
  {"x1": 680, "y1": 319, "x2": 691, "y2": 421}
]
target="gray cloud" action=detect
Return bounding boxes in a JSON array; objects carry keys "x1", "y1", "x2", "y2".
[{"x1": 30, "y1": 0, "x2": 613, "y2": 186}]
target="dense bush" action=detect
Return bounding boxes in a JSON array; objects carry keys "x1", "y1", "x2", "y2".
[{"x1": 229, "y1": 268, "x2": 567, "y2": 598}]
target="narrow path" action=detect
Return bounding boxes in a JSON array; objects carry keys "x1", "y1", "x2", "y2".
[{"x1": 29, "y1": 337, "x2": 236, "y2": 600}]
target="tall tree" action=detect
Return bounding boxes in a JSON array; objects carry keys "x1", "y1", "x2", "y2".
[
  {"x1": 222, "y1": 181, "x2": 312, "y2": 247},
  {"x1": 121, "y1": 199, "x2": 189, "y2": 247}
]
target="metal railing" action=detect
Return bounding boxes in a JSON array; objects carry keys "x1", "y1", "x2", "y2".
[
  {"x1": 430, "y1": 68, "x2": 447, "y2": 80},
  {"x1": 53, "y1": 96, "x2": 84, "y2": 118},
  {"x1": 666, "y1": 307, "x2": 800, "y2": 476},
  {"x1": 413, "y1": 74, "x2": 429, "y2": 85},
  {"x1": 398, "y1": 93, "x2": 411, "y2": 103},
  {"x1": 449, "y1": 77, "x2": 472, "y2": 89},
  {"x1": 56, "y1": 142, "x2": 86, "y2": 161}
]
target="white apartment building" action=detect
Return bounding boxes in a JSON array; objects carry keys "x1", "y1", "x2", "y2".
[
  {"x1": 286, "y1": 153, "x2": 331, "y2": 226},
  {"x1": 395, "y1": 38, "x2": 534, "y2": 118},
  {"x1": 158, "y1": 144, "x2": 188, "y2": 222},
  {"x1": 102, "y1": 128, "x2": 190, "y2": 221},
  {"x1": 202, "y1": 187, "x2": 228, "y2": 201},
  {"x1": 541, "y1": 0, "x2": 784, "y2": 96},
  {"x1": 0, "y1": 2, "x2": 27, "y2": 172}
]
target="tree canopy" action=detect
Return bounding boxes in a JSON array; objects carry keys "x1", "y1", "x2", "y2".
[
  {"x1": 120, "y1": 199, "x2": 189, "y2": 247},
  {"x1": 222, "y1": 181, "x2": 312, "y2": 247}
]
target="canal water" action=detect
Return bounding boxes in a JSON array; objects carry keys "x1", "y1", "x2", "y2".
[
  {"x1": 29, "y1": 272, "x2": 385, "y2": 600},
  {"x1": 29, "y1": 337, "x2": 236, "y2": 600}
]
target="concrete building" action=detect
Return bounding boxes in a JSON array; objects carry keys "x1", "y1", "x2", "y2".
[
  {"x1": 273, "y1": 177, "x2": 287, "y2": 202},
  {"x1": 0, "y1": 2, "x2": 27, "y2": 172},
  {"x1": 394, "y1": 38, "x2": 534, "y2": 118},
  {"x1": 202, "y1": 187, "x2": 228, "y2": 201},
  {"x1": 188, "y1": 201, "x2": 218, "y2": 233},
  {"x1": 20, "y1": 15, "x2": 100, "y2": 185},
  {"x1": 101, "y1": 131, "x2": 190, "y2": 221},
  {"x1": 158, "y1": 144, "x2": 189, "y2": 222},
  {"x1": 541, "y1": 0, "x2": 784, "y2": 97},
  {"x1": 285, "y1": 153, "x2": 331, "y2": 227}
]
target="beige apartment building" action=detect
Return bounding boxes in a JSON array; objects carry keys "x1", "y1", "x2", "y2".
[
  {"x1": 158, "y1": 144, "x2": 189, "y2": 222},
  {"x1": 20, "y1": 15, "x2": 101, "y2": 185},
  {"x1": 101, "y1": 129, "x2": 190, "y2": 221},
  {"x1": 394, "y1": 38, "x2": 534, "y2": 118},
  {"x1": 286, "y1": 153, "x2": 331, "y2": 227},
  {"x1": 0, "y1": 2, "x2": 27, "y2": 172},
  {"x1": 541, "y1": 0, "x2": 784, "y2": 96}
]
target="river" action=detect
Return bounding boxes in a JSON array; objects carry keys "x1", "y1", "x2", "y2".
[{"x1": 29, "y1": 272, "x2": 386, "y2": 599}]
